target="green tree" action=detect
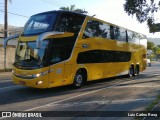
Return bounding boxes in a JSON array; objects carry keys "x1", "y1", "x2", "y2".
[
  {"x1": 157, "y1": 47, "x2": 160, "y2": 55},
  {"x1": 124, "y1": 0, "x2": 160, "y2": 27},
  {"x1": 147, "y1": 41, "x2": 155, "y2": 50},
  {"x1": 59, "y1": 4, "x2": 88, "y2": 14},
  {"x1": 153, "y1": 46, "x2": 158, "y2": 54},
  {"x1": 153, "y1": 46, "x2": 160, "y2": 60}
]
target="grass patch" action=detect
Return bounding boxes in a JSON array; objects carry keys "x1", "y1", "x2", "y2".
[
  {"x1": 135, "y1": 95, "x2": 160, "y2": 120},
  {"x1": 146, "y1": 96, "x2": 160, "y2": 112}
]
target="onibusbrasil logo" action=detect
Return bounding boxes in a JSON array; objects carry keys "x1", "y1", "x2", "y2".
[{"x1": 1, "y1": 112, "x2": 42, "y2": 118}]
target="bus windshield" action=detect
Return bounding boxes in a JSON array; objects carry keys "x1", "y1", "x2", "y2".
[
  {"x1": 14, "y1": 41, "x2": 49, "y2": 69},
  {"x1": 22, "y1": 13, "x2": 57, "y2": 36}
]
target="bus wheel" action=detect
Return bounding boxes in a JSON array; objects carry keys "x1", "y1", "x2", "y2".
[
  {"x1": 134, "y1": 65, "x2": 139, "y2": 76},
  {"x1": 73, "y1": 70, "x2": 84, "y2": 88},
  {"x1": 128, "y1": 66, "x2": 134, "y2": 77}
]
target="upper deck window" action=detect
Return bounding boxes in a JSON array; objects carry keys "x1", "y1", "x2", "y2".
[
  {"x1": 83, "y1": 20, "x2": 111, "y2": 39},
  {"x1": 55, "y1": 13, "x2": 85, "y2": 34},
  {"x1": 127, "y1": 30, "x2": 145, "y2": 44},
  {"x1": 22, "y1": 13, "x2": 57, "y2": 36},
  {"x1": 83, "y1": 20, "x2": 127, "y2": 42}
]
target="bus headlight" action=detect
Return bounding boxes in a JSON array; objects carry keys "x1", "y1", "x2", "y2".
[
  {"x1": 32, "y1": 71, "x2": 49, "y2": 78},
  {"x1": 32, "y1": 73, "x2": 42, "y2": 78}
]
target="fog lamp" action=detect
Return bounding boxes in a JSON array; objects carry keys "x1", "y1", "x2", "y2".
[{"x1": 36, "y1": 81, "x2": 43, "y2": 85}]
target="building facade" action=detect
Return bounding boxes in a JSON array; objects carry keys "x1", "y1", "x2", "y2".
[{"x1": 0, "y1": 24, "x2": 22, "y2": 70}]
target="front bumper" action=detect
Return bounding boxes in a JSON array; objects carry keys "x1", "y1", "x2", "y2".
[{"x1": 12, "y1": 73, "x2": 48, "y2": 89}]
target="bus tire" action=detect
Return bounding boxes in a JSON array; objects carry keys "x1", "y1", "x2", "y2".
[
  {"x1": 128, "y1": 66, "x2": 134, "y2": 77},
  {"x1": 134, "y1": 65, "x2": 139, "y2": 76},
  {"x1": 73, "y1": 70, "x2": 84, "y2": 88}
]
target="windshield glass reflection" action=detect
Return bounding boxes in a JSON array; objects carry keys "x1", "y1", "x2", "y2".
[
  {"x1": 22, "y1": 13, "x2": 57, "y2": 36},
  {"x1": 15, "y1": 41, "x2": 48, "y2": 68}
]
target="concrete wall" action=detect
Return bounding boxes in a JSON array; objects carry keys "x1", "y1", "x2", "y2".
[{"x1": 0, "y1": 45, "x2": 16, "y2": 70}]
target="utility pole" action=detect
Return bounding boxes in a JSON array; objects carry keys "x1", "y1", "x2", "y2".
[
  {"x1": 4, "y1": 0, "x2": 8, "y2": 71},
  {"x1": 4, "y1": 0, "x2": 8, "y2": 38}
]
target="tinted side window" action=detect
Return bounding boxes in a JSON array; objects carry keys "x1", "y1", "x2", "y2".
[
  {"x1": 110, "y1": 26, "x2": 114, "y2": 39},
  {"x1": 50, "y1": 47, "x2": 65, "y2": 64},
  {"x1": 114, "y1": 27, "x2": 120, "y2": 40},
  {"x1": 127, "y1": 31, "x2": 142, "y2": 44},
  {"x1": 77, "y1": 50, "x2": 131, "y2": 63},
  {"x1": 99, "y1": 23, "x2": 110, "y2": 38},
  {"x1": 127, "y1": 31, "x2": 135, "y2": 43},
  {"x1": 133, "y1": 33, "x2": 140, "y2": 44},
  {"x1": 55, "y1": 13, "x2": 85, "y2": 34},
  {"x1": 115, "y1": 28, "x2": 126, "y2": 42},
  {"x1": 83, "y1": 20, "x2": 110, "y2": 39},
  {"x1": 49, "y1": 36, "x2": 77, "y2": 64},
  {"x1": 83, "y1": 20, "x2": 126, "y2": 42}
]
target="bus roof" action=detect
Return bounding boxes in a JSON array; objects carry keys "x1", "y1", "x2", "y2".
[
  {"x1": 30, "y1": 10, "x2": 146, "y2": 37},
  {"x1": 31, "y1": 10, "x2": 87, "y2": 18}
]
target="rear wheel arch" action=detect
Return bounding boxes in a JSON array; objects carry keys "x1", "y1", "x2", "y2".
[{"x1": 72, "y1": 68, "x2": 88, "y2": 88}]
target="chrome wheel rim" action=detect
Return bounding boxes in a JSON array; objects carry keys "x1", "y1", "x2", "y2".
[
  {"x1": 129, "y1": 67, "x2": 133, "y2": 76},
  {"x1": 75, "y1": 74, "x2": 83, "y2": 86},
  {"x1": 135, "y1": 67, "x2": 139, "y2": 75}
]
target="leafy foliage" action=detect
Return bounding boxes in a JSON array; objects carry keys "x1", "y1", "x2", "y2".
[
  {"x1": 147, "y1": 41, "x2": 155, "y2": 50},
  {"x1": 124, "y1": 0, "x2": 160, "y2": 27},
  {"x1": 60, "y1": 4, "x2": 88, "y2": 14}
]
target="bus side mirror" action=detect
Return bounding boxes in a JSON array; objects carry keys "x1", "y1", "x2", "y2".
[
  {"x1": 36, "y1": 31, "x2": 74, "y2": 49},
  {"x1": 36, "y1": 31, "x2": 64, "y2": 49},
  {"x1": 3, "y1": 34, "x2": 19, "y2": 49}
]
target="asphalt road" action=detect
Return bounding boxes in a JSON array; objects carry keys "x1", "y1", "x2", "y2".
[{"x1": 0, "y1": 62, "x2": 160, "y2": 120}]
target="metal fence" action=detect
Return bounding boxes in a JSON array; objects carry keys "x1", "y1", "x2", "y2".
[{"x1": 0, "y1": 44, "x2": 16, "y2": 70}]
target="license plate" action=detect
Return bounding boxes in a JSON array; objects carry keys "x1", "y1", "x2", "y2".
[{"x1": 19, "y1": 81, "x2": 26, "y2": 85}]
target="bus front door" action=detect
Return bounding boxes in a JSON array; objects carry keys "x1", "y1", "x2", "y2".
[{"x1": 48, "y1": 63, "x2": 65, "y2": 88}]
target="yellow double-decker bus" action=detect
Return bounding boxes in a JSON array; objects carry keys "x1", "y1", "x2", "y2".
[{"x1": 4, "y1": 10, "x2": 147, "y2": 88}]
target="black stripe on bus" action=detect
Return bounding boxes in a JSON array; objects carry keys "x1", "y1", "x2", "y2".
[{"x1": 77, "y1": 50, "x2": 131, "y2": 64}]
